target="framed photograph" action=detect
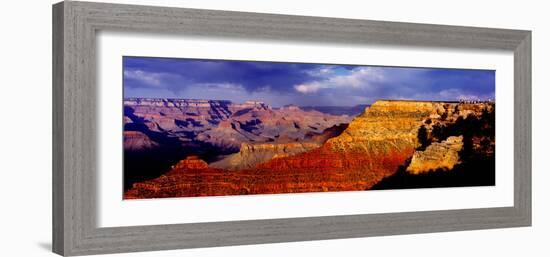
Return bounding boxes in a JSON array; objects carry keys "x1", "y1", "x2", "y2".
[{"x1": 52, "y1": 1, "x2": 531, "y2": 256}]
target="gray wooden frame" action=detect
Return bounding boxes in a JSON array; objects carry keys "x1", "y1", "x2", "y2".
[{"x1": 52, "y1": 1, "x2": 531, "y2": 256}]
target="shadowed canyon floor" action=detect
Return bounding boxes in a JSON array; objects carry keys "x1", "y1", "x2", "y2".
[{"x1": 124, "y1": 99, "x2": 495, "y2": 199}]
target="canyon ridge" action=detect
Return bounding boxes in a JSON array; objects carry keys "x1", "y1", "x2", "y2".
[{"x1": 123, "y1": 98, "x2": 495, "y2": 199}]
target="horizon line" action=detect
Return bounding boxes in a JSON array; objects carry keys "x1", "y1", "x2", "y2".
[{"x1": 123, "y1": 97, "x2": 494, "y2": 106}]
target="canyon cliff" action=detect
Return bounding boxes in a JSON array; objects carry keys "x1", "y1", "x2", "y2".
[
  {"x1": 124, "y1": 98, "x2": 350, "y2": 148},
  {"x1": 406, "y1": 135, "x2": 464, "y2": 174},
  {"x1": 123, "y1": 98, "x2": 351, "y2": 189},
  {"x1": 124, "y1": 100, "x2": 495, "y2": 199},
  {"x1": 373, "y1": 101, "x2": 495, "y2": 189},
  {"x1": 209, "y1": 123, "x2": 348, "y2": 170}
]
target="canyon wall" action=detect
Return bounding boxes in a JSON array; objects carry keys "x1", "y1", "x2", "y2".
[
  {"x1": 124, "y1": 100, "x2": 495, "y2": 199},
  {"x1": 209, "y1": 123, "x2": 349, "y2": 170},
  {"x1": 209, "y1": 141, "x2": 322, "y2": 170},
  {"x1": 123, "y1": 98, "x2": 351, "y2": 190},
  {"x1": 124, "y1": 98, "x2": 351, "y2": 151}
]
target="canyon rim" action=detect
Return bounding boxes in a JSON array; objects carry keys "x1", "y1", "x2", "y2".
[{"x1": 122, "y1": 56, "x2": 496, "y2": 199}]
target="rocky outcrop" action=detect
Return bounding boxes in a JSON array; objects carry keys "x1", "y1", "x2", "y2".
[
  {"x1": 171, "y1": 156, "x2": 209, "y2": 170},
  {"x1": 406, "y1": 135, "x2": 463, "y2": 174}
]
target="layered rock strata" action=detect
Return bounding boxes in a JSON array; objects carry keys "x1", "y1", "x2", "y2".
[
  {"x1": 209, "y1": 123, "x2": 349, "y2": 170},
  {"x1": 406, "y1": 135, "x2": 464, "y2": 174},
  {"x1": 124, "y1": 98, "x2": 351, "y2": 151},
  {"x1": 124, "y1": 100, "x2": 494, "y2": 199},
  {"x1": 209, "y1": 142, "x2": 322, "y2": 170}
]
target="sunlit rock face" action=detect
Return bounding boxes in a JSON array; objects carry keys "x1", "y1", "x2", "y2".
[
  {"x1": 326, "y1": 100, "x2": 436, "y2": 154},
  {"x1": 246, "y1": 100, "x2": 447, "y2": 192},
  {"x1": 406, "y1": 135, "x2": 464, "y2": 174},
  {"x1": 124, "y1": 100, "x2": 495, "y2": 199}
]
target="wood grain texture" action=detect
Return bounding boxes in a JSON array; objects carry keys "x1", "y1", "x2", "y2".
[
  {"x1": 52, "y1": 2, "x2": 65, "y2": 254},
  {"x1": 52, "y1": 1, "x2": 532, "y2": 256},
  {"x1": 514, "y1": 32, "x2": 532, "y2": 224}
]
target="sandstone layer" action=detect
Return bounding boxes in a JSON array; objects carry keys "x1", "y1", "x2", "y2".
[
  {"x1": 406, "y1": 135, "x2": 464, "y2": 174},
  {"x1": 209, "y1": 123, "x2": 348, "y2": 170},
  {"x1": 124, "y1": 100, "x2": 495, "y2": 199},
  {"x1": 123, "y1": 98, "x2": 352, "y2": 190},
  {"x1": 209, "y1": 141, "x2": 322, "y2": 170}
]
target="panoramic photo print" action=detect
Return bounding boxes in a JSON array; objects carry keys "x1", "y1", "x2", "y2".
[{"x1": 122, "y1": 56, "x2": 496, "y2": 199}]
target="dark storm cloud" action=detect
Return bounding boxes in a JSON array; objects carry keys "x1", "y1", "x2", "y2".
[
  {"x1": 123, "y1": 56, "x2": 495, "y2": 107},
  {"x1": 124, "y1": 57, "x2": 322, "y2": 93}
]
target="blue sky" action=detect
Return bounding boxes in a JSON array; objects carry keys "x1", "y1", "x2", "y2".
[{"x1": 123, "y1": 56, "x2": 495, "y2": 107}]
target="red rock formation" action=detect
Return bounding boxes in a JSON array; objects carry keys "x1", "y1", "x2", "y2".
[
  {"x1": 209, "y1": 124, "x2": 348, "y2": 170},
  {"x1": 171, "y1": 156, "x2": 209, "y2": 170},
  {"x1": 124, "y1": 100, "x2": 495, "y2": 199}
]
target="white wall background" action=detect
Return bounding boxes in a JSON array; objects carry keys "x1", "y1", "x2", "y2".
[{"x1": 0, "y1": 0, "x2": 547, "y2": 256}]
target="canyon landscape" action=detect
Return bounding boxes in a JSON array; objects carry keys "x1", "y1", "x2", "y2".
[
  {"x1": 123, "y1": 56, "x2": 496, "y2": 199},
  {"x1": 123, "y1": 98, "x2": 495, "y2": 199}
]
